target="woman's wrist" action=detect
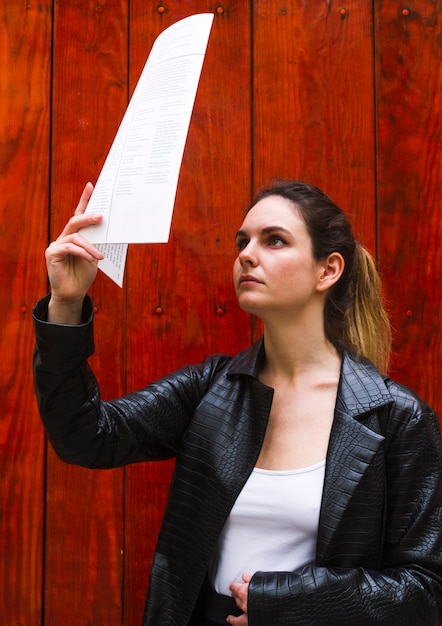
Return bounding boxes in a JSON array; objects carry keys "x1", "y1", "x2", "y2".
[{"x1": 47, "y1": 293, "x2": 86, "y2": 325}]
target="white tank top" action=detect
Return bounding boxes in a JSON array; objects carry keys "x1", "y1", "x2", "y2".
[{"x1": 208, "y1": 460, "x2": 326, "y2": 596}]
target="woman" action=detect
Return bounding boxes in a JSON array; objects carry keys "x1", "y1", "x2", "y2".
[{"x1": 33, "y1": 180, "x2": 442, "y2": 625}]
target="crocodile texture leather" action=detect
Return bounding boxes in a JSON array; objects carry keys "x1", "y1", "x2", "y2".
[{"x1": 33, "y1": 295, "x2": 442, "y2": 625}]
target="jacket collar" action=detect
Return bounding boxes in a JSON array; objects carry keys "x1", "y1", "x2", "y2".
[
  {"x1": 336, "y1": 351, "x2": 392, "y2": 417},
  {"x1": 227, "y1": 337, "x2": 266, "y2": 380},
  {"x1": 228, "y1": 337, "x2": 392, "y2": 417}
]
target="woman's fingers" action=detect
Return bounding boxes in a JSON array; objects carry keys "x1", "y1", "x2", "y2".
[
  {"x1": 54, "y1": 183, "x2": 102, "y2": 240},
  {"x1": 57, "y1": 211, "x2": 103, "y2": 240},
  {"x1": 46, "y1": 234, "x2": 103, "y2": 264},
  {"x1": 226, "y1": 615, "x2": 248, "y2": 626},
  {"x1": 74, "y1": 182, "x2": 95, "y2": 216}
]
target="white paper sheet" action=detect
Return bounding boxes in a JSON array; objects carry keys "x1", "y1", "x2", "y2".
[{"x1": 80, "y1": 13, "x2": 214, "y2": 286}]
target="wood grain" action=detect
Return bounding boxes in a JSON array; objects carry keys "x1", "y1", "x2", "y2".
[
  {"x1": 253, "y1": 0, "x2": 377, "y2": 250},
  {"x1": 2, "y1": 1, "x2": 441, "y2": 622},
  {"x1": 45, "y1": 1, "x2": 128, "y2": 623},
  {"x1": 0, "y1": 2, "x2": 51, "y2": 622},
  {"x1": 376, "y1": 0, "x2": 442, "y2": 412}
]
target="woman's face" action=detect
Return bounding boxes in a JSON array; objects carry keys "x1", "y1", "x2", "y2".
[{"x1": 233, "y1": 195, "x2": 328, "y2": 320}]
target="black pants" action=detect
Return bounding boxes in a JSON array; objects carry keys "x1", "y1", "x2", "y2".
[{"x1": 189, "y1": 618, "x2": 221, "y2": 626}]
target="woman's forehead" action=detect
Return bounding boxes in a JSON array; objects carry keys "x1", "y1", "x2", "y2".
[{"x1": 239, "y1": 195, "x2": 304, "y2": 231}]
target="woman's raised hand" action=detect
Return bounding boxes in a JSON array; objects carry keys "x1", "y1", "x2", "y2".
[{"x1": 45, "y1": 183, "x2": 104, "y2": 324}]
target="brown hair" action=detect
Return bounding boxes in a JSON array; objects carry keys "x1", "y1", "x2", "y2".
[{"x1": 249, "y1": 180, "x2": 392, "y2": 373}]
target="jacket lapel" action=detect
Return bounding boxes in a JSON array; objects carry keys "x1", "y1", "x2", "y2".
[
  {"x1": 230, "y1": 343, "x2": 394, "y2": 563},
  {"x1": 316, "y1": 354, "x2": 392, "y2": 561}
]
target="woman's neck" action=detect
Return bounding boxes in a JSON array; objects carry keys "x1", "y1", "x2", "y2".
[{"x1": 261, "y1": 319, "x2": 341, "y2": 382}]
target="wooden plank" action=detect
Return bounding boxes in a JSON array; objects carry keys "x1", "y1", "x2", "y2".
[
  {"x1": 5, "y1": 2, "x2": 440, "y2": 623},
  {"x1": 123, "y1": 2, "x2": 252, "y2": 622},
  {"x1": 44, "y1": 1, "x2": 128, "y2": 623},
  {"x1": 253, "y1": 0, "x2": 377, "y2": 250},
  {"x1": 0, "y1": 2, "x2": 51, "y2": 623},
  {"x1": 375, "y1": 1, "x2": 442, "y2": 413}
]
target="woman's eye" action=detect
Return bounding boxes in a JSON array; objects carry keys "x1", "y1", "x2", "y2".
[
  {"x1": 269, "y1": 236, "x2": 285, "y2": 246},
  {"x1": 236, "y1": 238, "x2": 248, "y2": 251}
]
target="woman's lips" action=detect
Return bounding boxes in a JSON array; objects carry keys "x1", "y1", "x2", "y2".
[{"x1": 239, "y1": 274, "x2": 261, "y2": 285}]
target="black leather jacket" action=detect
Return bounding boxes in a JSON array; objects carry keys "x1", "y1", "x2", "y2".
[{"x1": 33, "y1": 295, "x2": 442, "y2": 625}]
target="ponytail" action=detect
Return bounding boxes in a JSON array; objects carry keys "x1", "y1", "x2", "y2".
[{"x1": 343, "y1": 244, "x2": 392, "y2": 374}]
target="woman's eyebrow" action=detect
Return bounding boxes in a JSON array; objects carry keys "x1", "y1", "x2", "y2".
[
  {"x1": 235, "y1": 229, "x2": 248, "y2": 240},
  {"x1": 261, "y1": 226, "x2": 291, "y2": 236},
  {"x1": 235, "y1": 226, "x2": 291, "y2": 239}
]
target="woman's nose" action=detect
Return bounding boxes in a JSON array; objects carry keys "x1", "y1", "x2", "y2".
[{"x1": 238, "y1": 241, "x2": 257, "y2": 266}]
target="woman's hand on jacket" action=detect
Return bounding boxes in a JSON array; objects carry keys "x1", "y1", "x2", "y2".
[
  {"x1": 228, "y1": 573, "x2": 251, "y2": 625},
  {"x1": 46, "y1": 182, "x2": 104, "y2": 324}
]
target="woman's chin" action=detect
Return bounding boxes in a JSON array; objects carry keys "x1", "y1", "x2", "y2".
[{"x1": 237, "y1": 296, "x2": 263, "y2": 316}]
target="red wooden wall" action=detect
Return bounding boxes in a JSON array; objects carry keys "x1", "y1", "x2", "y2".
[{"x1": 1, "y1": 1, "x2": 441, "y2": 623}]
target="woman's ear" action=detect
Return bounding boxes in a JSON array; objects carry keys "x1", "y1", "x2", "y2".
[{"x1": 316, "y1": 252, "x2": 345, "y2": 292}]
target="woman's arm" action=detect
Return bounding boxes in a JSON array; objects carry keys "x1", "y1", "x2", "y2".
[
  {"x1": 245, "y1": 408, "x2": 442, "y2": 625},
  {"x1": 33, "y1": 294, "x2": 223, "y2": 469}
]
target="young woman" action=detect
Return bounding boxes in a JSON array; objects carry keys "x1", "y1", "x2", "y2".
[{"x1": 33, "y1": 180, "x2": 442, "y2": 625}]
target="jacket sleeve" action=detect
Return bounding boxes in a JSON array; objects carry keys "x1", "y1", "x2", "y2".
[
  {"x1": 247, "y1": 402, "x2": 442, "y2": 625},
  {"x1": 32, "y1": 294, "x2": 221, "y2": 469}
]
